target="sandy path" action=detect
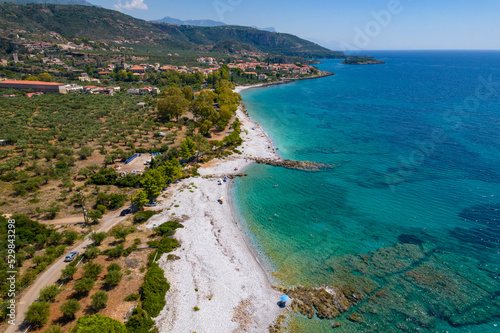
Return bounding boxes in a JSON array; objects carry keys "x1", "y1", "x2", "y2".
[
  {"x1": 148, "y1": 87, "x2": 284, "y2": 332},
  {"x1": 6, "y1": 207, "x2": 132, "y2": 333}
]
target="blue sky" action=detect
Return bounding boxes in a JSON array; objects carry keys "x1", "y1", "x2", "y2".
[{"x1": 91, "y1": 0, "x2": 500, "y2": 50}]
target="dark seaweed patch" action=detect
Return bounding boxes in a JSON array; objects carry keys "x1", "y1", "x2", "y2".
[
  {"x1": 398, "y1": 234, "x2": 424, "y2": 247},
  {"x1": 450, "y1": 204, "x2": 500, "y2": 249}
]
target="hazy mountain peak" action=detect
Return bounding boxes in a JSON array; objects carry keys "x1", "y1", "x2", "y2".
[
  {"x1": 153, "y1": 16, "x2": 227, "y2": 27},
  {"x1": 0, "y1": 0, "x2": 95, "y2": 5}
]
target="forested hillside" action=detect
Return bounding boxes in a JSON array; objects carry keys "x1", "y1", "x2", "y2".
[{"x1": 0, "y1": 3, "x2": 343, "y2": 58}]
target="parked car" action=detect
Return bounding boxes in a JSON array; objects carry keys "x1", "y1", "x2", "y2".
[
  {"x1": 64, "y1": 251, "x2": 79, "y2": 262},
  {"x1": 145, "y1": 201, "x2": 157, "y2": 207},
  {"x1": 120, "y1": 208, "x2": 132, "y2": 216}
]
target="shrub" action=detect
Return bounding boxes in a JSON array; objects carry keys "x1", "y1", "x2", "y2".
[
  {"x1": 74, "y1": 278, "x2": 95, "y2": 294},
  {"x1": 105, "y1": 270, "x2": 123, "y2": 287},
  {"x1": 83, "y1": 262, "x2": 103, "y2": 280},
  {"x1": 25, "y1": 301, "x2": 50, "y2": 327},
  {"x1": 78, "y1": 146, "x2": 94, "y2": 160},
  {"x1": 155, "y1": 221, "x2": 183, "y2": 237},
  {"x1": 84, "y1": 246, "x2": 101, "y2": 259},
  {"x1": 91, "y1": 291, "x2": 108, "y2": 311},
  {"x1": 96, "y1": 192, "x2": 128, "y2": 210},
  {"x1": 72, "y1": 314, "x2": 126, "y2": 333},
  {"x1": 89, "y1": 168, "x2": 119, "y2": 185},
  {"x1": 105, "y1": 244, "x2": 124, "y2": 258},
  {"x1": 124, "y1": 293, "x2": 140, "y2": 301},
  {"x1": 96, "y1": 205, "x2": 107, "y2": 214},
  {"x1": 61, "y1": 265, "x2": 77, "y2": 280},
  {"x1": 140, "y1": 263, "x2": 169, "y2": 317},
  {"x1": 60, "y1": 299, "x2": 81, "y2": 319},
  {"x1": 39, "y1": 285, "x2": 60, "y2": 303},
  {"x1": 125, "y1": 308, "x2": 155, "y2": 333},
  {"x1": 133, "y1": 210, "x2": 156, "y2": 224},
  {"x1": 64, "y1": 231, "x2": 78, "y2": 245},
  {"x1": 92, "y1": 231, "x2": 107, "y2": 245},
  {"x1": 107, "y1": 263, "x2": 121, "y2": 272},
  {"x1": 158, "y1": 237, "x2": 179, "y2": 254}
]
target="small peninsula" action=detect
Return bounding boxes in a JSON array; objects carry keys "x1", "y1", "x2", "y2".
[{"x1": 342, "y1": 56, "x2": 385, "y2": 65}]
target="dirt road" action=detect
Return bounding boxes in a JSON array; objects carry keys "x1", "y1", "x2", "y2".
[{"x1": 5, "y1": 206, "x2": 132, "y2": 333}]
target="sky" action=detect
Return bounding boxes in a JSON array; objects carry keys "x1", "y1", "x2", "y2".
[{"x1": 90, "y1": 0, "x2": 500, "y2": 50}]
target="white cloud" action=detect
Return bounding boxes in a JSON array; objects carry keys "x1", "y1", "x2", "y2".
[{"x1": 114, "y1": 0, "x2": 148, "y2": 11}]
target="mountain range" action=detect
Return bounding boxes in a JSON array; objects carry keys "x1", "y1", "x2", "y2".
[
  {"x1": 153, "y1": 16, "x2": 227, "y2": 27},
  {"x1": 0, "y1": 0, "x2": 95, "y2": 5},
  {"x1": 0, "y1": 3, "x2": 342, "y2": 58},
  {"x1": 153, "y1": 16, "x2": 277, "y2": 33}
]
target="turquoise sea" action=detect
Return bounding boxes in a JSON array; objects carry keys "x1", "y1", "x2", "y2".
[{"x1": 232, "y1": 51, "x2": 500, "y2": 332}]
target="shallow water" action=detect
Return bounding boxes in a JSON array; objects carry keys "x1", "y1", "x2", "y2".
[{"x1": 232, "y1": 51, "x2": 500, "y2": 332}]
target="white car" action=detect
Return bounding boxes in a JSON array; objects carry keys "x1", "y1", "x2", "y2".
[{"x1": 64, "y1": 251, "x2": 79, "y2": 262}]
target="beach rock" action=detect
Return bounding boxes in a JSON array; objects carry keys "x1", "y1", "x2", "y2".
[
  {"x1": 284, "y1": 285, "x2": 362, "y2": 320},
  {"x1": 348, "y1": 312, "x2": 363, "y2": 322},
  {"x1": 252, "y1": 157, "x2": 333, "y2": 171},
  {"x1": 332, "y1": 321, "x2": 341, "y2": 328}
]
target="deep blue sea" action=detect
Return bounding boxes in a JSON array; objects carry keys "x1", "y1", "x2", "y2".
[{"x1": 232, "y1": 51, "x2": 500, "y2": 332}]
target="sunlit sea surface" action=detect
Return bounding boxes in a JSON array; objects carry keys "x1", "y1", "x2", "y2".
[{"x1": 232, "y1": 51, "x2": 500, "y2": 332}]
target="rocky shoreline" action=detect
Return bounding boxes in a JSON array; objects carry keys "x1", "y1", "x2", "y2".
[{"x1": 252, "y1": 157, "x2": 333, "y2": 171}]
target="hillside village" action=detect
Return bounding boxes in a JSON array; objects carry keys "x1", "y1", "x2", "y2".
[{"x1": 0, "y1": 47, "x2": 320, "y2": 96}]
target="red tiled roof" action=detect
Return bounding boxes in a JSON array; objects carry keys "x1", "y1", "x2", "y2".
[{"x1": 1, "y1": 80, "x2": 64, "y2": 86}]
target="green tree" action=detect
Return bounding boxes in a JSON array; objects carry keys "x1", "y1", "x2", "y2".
[
  {"x1": 71, "y1": 314, "x2": 127, "y2": 333},
  {"x1": 84, "y1": 246, "x2": 101, "y2": 259},
  {"x1": 61, "y1": 265, "x2": 78, "y2": 280},
  {"x1": 132, "y1": 190, "x2": 149, "y2": 210},
  {"x1": 82, "y1": 262, "x2": 103, "y2": 280},
  {"x1": 92, "y1": 232, "x2": 107, "y2": 245},
  {"x1": 141, "y1": 169, "x2": 166, "y2": 201},
  {"x1": 26, "y1": 301, "x2": 50, "y2": 327},
  {"x1": 37, "y1": 72, "x2": 52, "y2": 82},
  {"x1": 39, "y1": 285, "x2": 60, "y2": 303},
  {"x1": 199, "y1": 120, "x2": 213, "y2": 136},
  {"x1": 64, "y1": 231, "x2": 78, "y2": 245},
  {"x1": 161, "y1": 158, "x2": 183, "y2": 181},
  {"x1": 60, "y1": 299, "x2": 81, "y2": 319},
  {"x1": 87, "y1": 210, "x2": 102, "y2": 224},
  {"x1": 157, "y1": 87, "x2": 189, "y2": 121},
  {"x1": 180, "y1": 137, "x2": 196, "y2": 159},
  {"x1": 112, "y1": 225, "x2": 134, "y2": 243},
  {"x1": 78, "y1": 146, "x2": 94, "y2": 160},
  {"x1": 125, "y1": 308, "x2": 155, "y2": 333},
  {"x1": 192, "y1": 134, "x2": 211, "y2": 160},
  {"x1": 182, "y1": 85, "x2": 193, "y2": 101},
  {"x1": 90, "y1": 291, "x2": 108, "y2": 311},
  {"x1": 74, "y1": 278, "x2": 95, "y2": 294},
  {"x1": 104, "y1": 270, "x2": 123, "y2": 288}
]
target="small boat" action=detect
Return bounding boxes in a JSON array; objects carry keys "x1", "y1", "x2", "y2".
[{"x1": 274, "y1": 184, "x2": 279, "y2": 188}]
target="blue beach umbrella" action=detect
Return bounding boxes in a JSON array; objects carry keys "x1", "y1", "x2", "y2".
[{"x1": 280, "y1": 295, "x2": 290, "y2": 302}]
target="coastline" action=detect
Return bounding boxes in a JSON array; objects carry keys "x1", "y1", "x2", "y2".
[
  {"x1": 147, "y1": 88, "x2": 283, "y2": 332},
  {"x1": 234, "y1": 71, "x2": 335, "y2": 93}
]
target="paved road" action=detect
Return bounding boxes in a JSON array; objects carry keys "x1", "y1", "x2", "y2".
[{"x1": 5, "y1": 207, "x2": 131, "y2": 333}]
